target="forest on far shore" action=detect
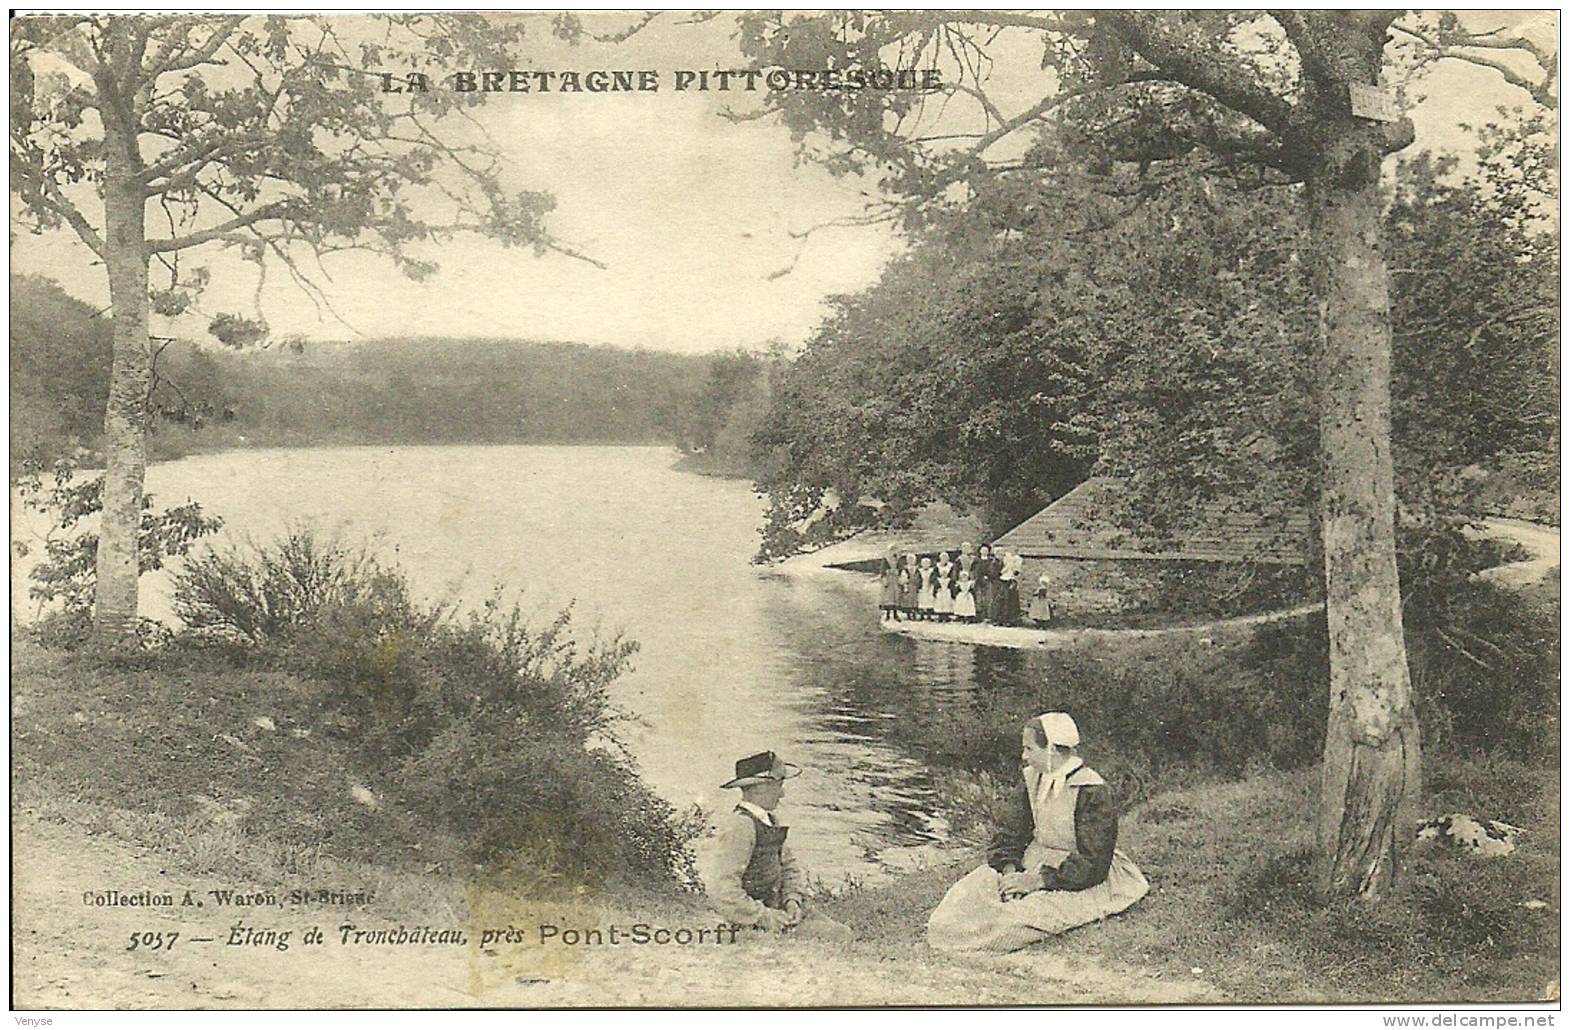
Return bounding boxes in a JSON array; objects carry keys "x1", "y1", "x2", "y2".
[{"x1": 9, "y1": 272, "x2": 758, "y2": 471}]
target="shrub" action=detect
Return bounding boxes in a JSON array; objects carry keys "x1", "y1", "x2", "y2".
[
  {"x1": 1406, "y1": 577, "x2": 1559, "y2": 759},
  {"x1": 171, "y1": 527, "x2": 412, "y2": 646},
  {"x1": 1221, "y1": 827, "x2": 1556, "y2": 999},
  {"x1": 169, "y1": 528, "x2": 699, "y2": 888},
  {"x1": 894, "y1": 625, "x2": 1329, "y2": 809},
  {"x1": 1128, "y1": 560, "x2": 1318, "y2": 620},
  {"x1": 13, "y1": 454, "x2": 222, "y2": 645},
  {"x1": 29, "y1": 609, "x2": 175, "y2": 656}
]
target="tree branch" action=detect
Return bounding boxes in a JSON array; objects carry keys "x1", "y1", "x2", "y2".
[
  {"x1": 12, "y1": 162, "x2": 108, "y2": 258},
  {"x1": 145, "y1": 200, "x2": 297, "y2": 253},
  {"x1": 140, "y1": 132, "x2": 272, "y2": 190},
  {"x1": 145, "y1": 16, "x2": 245, "y2": 78},
  {"x1": 1392, "y1": 20, "x2": 1557, "y2": 109},
  {"x1": 969, "y1": 91, "x2": 1068, "y2": 155},
  {"x1": 591, "y1": 11, "x2": 661, "y2": 44},
  {"x1": 1099, "y1": 11, "x2": 1299, "y2": 140}
]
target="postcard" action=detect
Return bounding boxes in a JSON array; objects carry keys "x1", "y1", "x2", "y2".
[{"x1": 10, "y1": 10, "x2": 1559, "y2": 1011}]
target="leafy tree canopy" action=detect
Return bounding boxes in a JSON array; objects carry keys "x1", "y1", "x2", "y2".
[
  {"x1": 750, "y1": 126, "x2": 1557, "y2": 563},
  {"x1": 10, "y1": 14, "x2": 597, "y2": 316}
]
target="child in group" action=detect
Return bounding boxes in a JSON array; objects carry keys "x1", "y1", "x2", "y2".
[
  {"x1": 956, "y1": 541, "x2": 978, "y2": 582},
  {"x1": 933, "y1": 551, "x2": 956, "y2": 622},
  {"x1": 953, "y1": 570, "x2": 978, "y2": 622},
  {"x1": 1029, "y1": 572, "x2": 1054, "y2": 626},
  {"x1": 879, "y1": 549, "x2": 902, "y2": 621},
  {"x1": 916, "y1": 556, "x2": 937, "y2": 620},
  {"x1": 899, "y1": 552, "x2": 921, "y2": 619}
]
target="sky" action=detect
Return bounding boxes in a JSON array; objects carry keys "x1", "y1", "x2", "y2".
[{"x1": 9, "y1": 11, "x2": 1557, "y2": 356}]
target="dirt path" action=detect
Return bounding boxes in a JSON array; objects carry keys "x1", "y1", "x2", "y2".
[
  {"x1": 12, "y1": 817, "x2": 480, "y2": 1009},
  {"x1": 1474, "y1": 518, "x2": 1559, "y2": 589},
  {"x1": 13, "y1": 813, "x2": 1216, "y2": 1008}
]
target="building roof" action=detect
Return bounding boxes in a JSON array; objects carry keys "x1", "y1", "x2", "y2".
[{"x1": 993, "y1": 477, "x2": 1311, "y2": 565}]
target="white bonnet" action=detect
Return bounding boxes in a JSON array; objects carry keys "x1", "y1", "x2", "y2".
[{"x1": 1037, "y1": 711, "x2": 1080, "y2": 749}]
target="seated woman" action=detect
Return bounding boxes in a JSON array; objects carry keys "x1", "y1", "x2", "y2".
[{"x1": 927, "y1": 712, "x2": 1148, "y2": 952}]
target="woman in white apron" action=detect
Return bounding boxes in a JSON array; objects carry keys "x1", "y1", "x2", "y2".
[{"x1": 927, "y1": 712, "x2": 1148, "y2": 952}]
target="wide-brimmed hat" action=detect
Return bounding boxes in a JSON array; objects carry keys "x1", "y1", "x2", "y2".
[{"x1": 721, "y1": 750, "x2": 802, "y2": 789}]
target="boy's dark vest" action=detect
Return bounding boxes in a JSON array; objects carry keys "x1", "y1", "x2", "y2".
[{"x1": 736, "y1": 806, "x2": 789, "y2": 907}]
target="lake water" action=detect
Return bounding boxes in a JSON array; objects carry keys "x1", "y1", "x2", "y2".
[
  {"x1": 15, "y1": 445, "x2": 1327, "y2": 880},
  {"x1": 15, "y1": 445, "x2": 1079, "y2": 882}
]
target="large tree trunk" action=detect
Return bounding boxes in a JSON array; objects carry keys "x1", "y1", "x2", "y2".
[
  {"x1": 1308, "y1": 155, "x2": 1421, "y2": 900},
  {"x1": 1291, "y1": 12, "x2": 1422, "y2": 901},
  {"x1": 91, "y1": 107, "x2": 151, "y2": 648}
]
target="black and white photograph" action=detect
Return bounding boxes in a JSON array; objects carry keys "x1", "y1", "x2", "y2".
[{"x1": 8, "y1": 9, "x2": 1561, "y2": 1012}]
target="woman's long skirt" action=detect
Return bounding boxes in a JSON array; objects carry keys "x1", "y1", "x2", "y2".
[
  {"x1": 880, "y1": 571, "x2": 901, "y2": 608},
  {"x1": 974, "y1": 579, "x2": 995, "y2": 622},
  {"x1": 926, "y1": 842, "x2": 1149, "y2": 953},
  {"x1": 996, "y1": 580, "x2": 1021, "y2": 626}
]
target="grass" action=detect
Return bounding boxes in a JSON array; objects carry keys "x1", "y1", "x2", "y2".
[
  {"x1": 13, "y1": 782, "x2": 472, "y2": 927},
  {"x1": 12, "y1": 638, "x2": 1559, "y2": 1005},
  {"x1": 831, "y1": 762, "x2": 1560, "y2": 1004},
  {"x1": 11, "y1": 638, "x2": 467, "y2": 876}
]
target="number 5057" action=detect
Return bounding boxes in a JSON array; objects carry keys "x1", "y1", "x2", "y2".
[{"x1": 127, "y1": 931, "x2": 179, "y2": 952}]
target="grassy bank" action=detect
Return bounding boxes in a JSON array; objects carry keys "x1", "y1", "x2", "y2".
[
  {"x1": 13, "y1": 639, "x2": 1557, "y2": 1005},
  {"x1": 843, "y1": 763, "x2": 1559, "y2": 1004},
  {"x1": 11, "y1": 640, "x2": 467, "y2": 878}
]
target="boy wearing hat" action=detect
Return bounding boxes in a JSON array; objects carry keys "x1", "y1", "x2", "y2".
[{"x1": 695, "y1": 751, "x2": 852, "y2": 941}]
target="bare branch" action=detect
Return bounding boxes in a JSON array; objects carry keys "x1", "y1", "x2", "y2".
[
  {"x1": 1391, "y1": 20, "x2": 1557, "y2": 109},
  {"x1": 592, "y1": 12, "x2": 661, "y2": 44},
  {"x1": 540, "y1": 237, "x2": 609, "y2": 270},
  {"x1": 787, "y1": 209, "x2": 900, "y2": 241},
  {"x1": 969, "y1": 90, "x2": 1075, "y2": 155}
]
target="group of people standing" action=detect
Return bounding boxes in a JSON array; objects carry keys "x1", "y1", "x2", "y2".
[{"x1": 878, "y1": 542, "x2": 1053, "y2": 626}]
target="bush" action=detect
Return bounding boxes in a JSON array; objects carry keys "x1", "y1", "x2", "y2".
[
  {"x1": 1407, "y1": 578, "x2": 1559, "y2": 759},
  {"x1": 1128, "y1": 560, "x2": 1318, "y2": 620},
  {"x1": 171, "y1": 527, "x2": 413, "y2": 646},
  {"x1": 13, "y1": 455, "x2": 222, "y2": 645},
  {"x1": 892, "y1": 625, "x2": 1330, "y2": 812},
  {"x1": 169, "y1": 528, "x2": 699, "y2": 887},
  {"x1": 1220, "y1": 813, "x2": 1557, "y2": 999},
  {"x1": 29, "y1": 608, "x2": 175, "y2": 656},
  {"x1": 903, "y1": 544, "x2": 1553, "y2": 823}
]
